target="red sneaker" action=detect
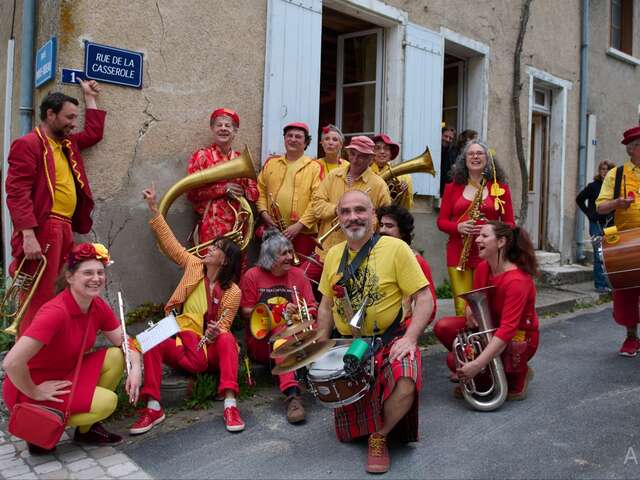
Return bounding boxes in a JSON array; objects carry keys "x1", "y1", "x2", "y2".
[
  {"x1": 366, "y1": 433, "x2": 390, "y2": 474},
  {"x1": 619, "y1": 337, "x2": 640, "y2": 357},
  {"x1": 129, "y1": 408, "x2": 166, "y2": 435},
  {"x1": 224, "y1": 406, "x2": 245, "y2": 432}
]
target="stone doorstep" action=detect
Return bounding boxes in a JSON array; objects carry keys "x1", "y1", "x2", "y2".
[
  {"x1": 535, "y1": 250, "x2": 561, "y2": 266},
  {"x1": 538, "y1": 264, "x2": 594, "y2": 286}
]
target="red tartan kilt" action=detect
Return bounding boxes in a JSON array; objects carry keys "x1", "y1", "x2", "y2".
[{"x1": 333, "y1": 338, "x2": 422, "y2": 443}]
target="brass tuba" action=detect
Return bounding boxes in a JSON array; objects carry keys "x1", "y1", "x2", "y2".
[
  {"x1": 1, "y1": 255, "x2": 48, "y2": 336},
  {"x1": 452, "y1": 286, "x2": 508, "y2": 411},
  {"x1": 158, "y1": 146, "x2": 256, "y2": 256},
  {"x1": 379, "y1": 146, "x2": 436, "y2": 204}
]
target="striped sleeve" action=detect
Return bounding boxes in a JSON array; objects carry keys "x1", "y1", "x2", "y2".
[{"x1": 218, "y1": 283, "x2": 241, "y2": 332}]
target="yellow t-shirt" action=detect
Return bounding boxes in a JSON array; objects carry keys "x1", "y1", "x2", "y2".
[
  {"x1": 318, "y1": 235, "x2": 428, "y2": 336},
  {"x1": 48, "y1": 138, "x2": 76, "y2": 218},
  {"x1": 276, "y1": 155, "x2": 307, "y2": 226},
  {"x1": 596, "y1": 161, "x2": 640, "y2": 230},
  {"x1": 176, "y1": 279, "x2": 207, "y2": 335}
]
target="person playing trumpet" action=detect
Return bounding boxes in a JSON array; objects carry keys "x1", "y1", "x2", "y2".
[
  {"x1": 433, "y1": 221, "x2": 539, "y2": 401},
  {"x1": 2, "y1": 243, "x2": 142, "y2": 454},
  {"x1": 257, "y1": 122, "x2": 321, "y2": 259},
  {"x1": 317, "y1": 190, "x2": 434, "y2": 474},
  {"x1": 5, "y1": 80, "x2": 106, "y2": 336},
  {"x1": 240, "y1": 229, "x2": 317, "y2": 424},
  {"x1": 436, "y1": 140, "x2": 514, "y2": 316},
  {"x1": 132, "y1": 185, "x2": 245, "y2": 434}
]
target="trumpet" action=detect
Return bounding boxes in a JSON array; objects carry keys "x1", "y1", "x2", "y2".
[
  {"x1": 117, "y1": 291, "x2": 132, "y2": 378},
  {"x1": 293, "y1": 286, "x2": 311, "y2": 324},
  {"x1": 268, "y1": 193, "x2": 301, "y2": 266},
  {"x1": 452, "y1": 286, "x2": 508, "y2": 411},
  {"x1": 197, "y1": 308, "x2": 229, "y2": 350},
  {"x1": 1, "y1": 250, "x2": 49, "y2": 336}
]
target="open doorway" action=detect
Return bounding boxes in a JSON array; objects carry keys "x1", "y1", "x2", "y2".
[{"x1": 319, "y1": 8, "x2": 383, "y2": 154}]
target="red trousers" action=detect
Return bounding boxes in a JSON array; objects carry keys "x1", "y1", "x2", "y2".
[
  {"x1": 140, "y1": 330, "x2": 239, "y2": 402},
  {"x1": 245, "y1": 333, "x2": 298, "y2": 393},
  {"x1": 612, "y1": 287, "x2": 640, "y2": 328},
  {"x1": 434, "y1": 315, "x2": 538, "y2": 394},
  {"x1": 12, "y1": 217, "x2": 74, "y2": 336}
]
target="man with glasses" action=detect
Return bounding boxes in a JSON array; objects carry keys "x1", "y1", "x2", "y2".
[{"x1": 597, "y1": 125, "x2": 640, "y2": 357}]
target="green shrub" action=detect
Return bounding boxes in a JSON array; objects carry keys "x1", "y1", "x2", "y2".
[
  {"x1": 435, "y1": 279, "x2": 453, "y2": 299},
  {"x1": 125, "y1": 302, "x2": 165, "y2": 326},
  {"x1": 184, "y1": 372, "x2": 217, "y2": 409}
]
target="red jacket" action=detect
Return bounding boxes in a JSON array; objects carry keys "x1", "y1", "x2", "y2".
[{"x1": 6, "y1": 109, "x2": 106, "y2": 258}]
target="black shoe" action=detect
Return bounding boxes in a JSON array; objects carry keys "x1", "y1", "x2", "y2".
[
  {"x1": 27, "y1": 443, "x2": 56, "y2": 455},
  {"x1": 73, "y1": 423, "x2": 123, "y2": 446}
]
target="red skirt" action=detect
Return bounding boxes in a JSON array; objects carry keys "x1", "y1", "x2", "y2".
[
  {"x1": 334, "y1": 339, "x2": 422, "y2": 443},
  {"x1": 3, "y1": 348, "x2": 108, "y2": 415}
]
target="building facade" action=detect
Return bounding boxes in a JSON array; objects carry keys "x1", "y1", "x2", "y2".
[{"x1": 3, "y1": 0, "x2": 628, "y2": 307}]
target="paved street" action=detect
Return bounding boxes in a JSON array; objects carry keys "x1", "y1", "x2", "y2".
[{"x1": 123, "y1": 304, "x2": 640, "y2": 479}]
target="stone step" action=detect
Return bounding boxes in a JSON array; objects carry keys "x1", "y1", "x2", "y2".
[
  {"x1": 535, "y1": 250, "x2": 561, "y2": 266},
  {"x1": 538, "y1": 264, "x2": 593, "y2": 286}
]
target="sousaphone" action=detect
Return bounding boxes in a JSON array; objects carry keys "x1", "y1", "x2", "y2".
[{"x1": 158, "y1": 146, "x2": 257, "y2": 256}]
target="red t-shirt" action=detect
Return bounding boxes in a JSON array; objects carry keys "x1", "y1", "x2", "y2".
[
  {"x1": 437, "y1": 182, "x2": 515, "y2": 267},
  {"x1": 239, "y1": 266, "x2": 316, "y2": 312},
  {"x1": 472, "y1": 261, "x2": 538, "y2": 342},
  {"x1": 3, "y1": 289, "x2": 120, "y2": 413}
]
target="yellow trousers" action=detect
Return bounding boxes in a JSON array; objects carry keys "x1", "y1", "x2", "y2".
[
  {"x1": 447, "y1": 267, "x2": 475, "y2": 316},
  {"x1": 68, "y1": 347, "x2": 123, "y2": 433}
]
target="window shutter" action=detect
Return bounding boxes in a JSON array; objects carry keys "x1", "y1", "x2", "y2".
[
  {"x1": 402, "y1": 23, "x2": 443, "y2": 196},
  {"x1": 261, "y1": 0, "x2": 322, "y2": 162}
]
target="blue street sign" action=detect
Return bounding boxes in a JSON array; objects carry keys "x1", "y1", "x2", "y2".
[
  {"x1": 35, "y1": 37, "x2": 56, "y2": 87},
  {"x1": 61, "y1": 68, "x2": 86, "y2": 85},
  {"x1": 84, "y1": 41, "x2": 143, "y2": 88}
]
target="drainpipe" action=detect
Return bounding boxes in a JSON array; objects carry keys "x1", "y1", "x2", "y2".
[
  {"x1": 575, "y1": 0, "x2": 589, "y2": 261},
  {"x1": 19, "y1": 0, "x2": 36, "y2": 136}
]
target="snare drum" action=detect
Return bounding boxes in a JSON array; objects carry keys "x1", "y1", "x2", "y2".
[{"x1": 307, "y1": 345, "x2": 371, "y2": 408}]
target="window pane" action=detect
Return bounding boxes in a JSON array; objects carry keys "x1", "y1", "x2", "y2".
[
  {"x1": 611, "y1": 27, "x2": 621, "y2": 49},
  {"x1": 442, "y1": 108, "x2": 457, "y2": 132},
  {"x1": 342, "y1": 84, "x2": 376, "y2": 134},
  {"x1": 534, "y1": 90, "x2": 546, "y2": 106},
  {"x1": 343, "y1": 34, "x2": 377, "y2": 84},
  {"x1": 612, "y1": 1, "x2": 622, "y2": 27}
]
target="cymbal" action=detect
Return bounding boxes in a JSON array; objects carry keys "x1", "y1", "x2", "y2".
[
  {"x1": 270, "y1": 319, "x2": 315, "y2": 341},
  {"x1": 271, "y1": 339, "x2": 336, "y2": 375},
  {"x1": 270, "y1": 330, "x2": 320, "y2": 359}
]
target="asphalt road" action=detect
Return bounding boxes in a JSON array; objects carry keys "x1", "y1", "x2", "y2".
[{"x1": 125, "y1": 305, "x2": 640, "y2": 479}]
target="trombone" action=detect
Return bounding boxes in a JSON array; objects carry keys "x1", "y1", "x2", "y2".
[{"x1": 1, "y1": 255, "x2": 48, "y2": 336}]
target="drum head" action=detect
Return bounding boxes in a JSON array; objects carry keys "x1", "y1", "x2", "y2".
[{"x1": 308, "y1": 345, "x2": 349, "y2": 379}]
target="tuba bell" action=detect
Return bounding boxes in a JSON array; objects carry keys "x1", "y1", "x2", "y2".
[
  {"x1": 158, "y1": 145, "x2": 256, "y2": 256},
  {"x1": 452, "y1": 286, "x2": 508, "y2": 411},
  {"x1": 1, "y1": 255, "x2": 48, "y2": 336},
  {"x1": 379, "y1": 146, "x2": 436, "y2": 204}
]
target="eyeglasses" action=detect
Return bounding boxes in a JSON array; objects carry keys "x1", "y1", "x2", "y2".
[{"x1": 466, "y1": 151, "x2": 486, "y2": 158}]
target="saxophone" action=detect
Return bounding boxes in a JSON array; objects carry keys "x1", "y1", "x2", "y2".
[{"x1": 456, "y1": 177, "x2": 487, "y2": 272}]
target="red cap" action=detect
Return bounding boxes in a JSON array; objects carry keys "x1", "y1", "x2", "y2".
[
  {"x1": 345, "y1": 136, "x2": 375, "y2": 155},
  {"x1": 622, "y1": 125, "x2": 640, "y2": 145},
  {"x1": 372, "y1": 133, "x2": 400, "y2": 160},
  {"x1": 283, "y1": 122, "x2": 310, "y2": 136},
  {"x1": 210, "y1": 108, "x2": 240, "y2": 127}
]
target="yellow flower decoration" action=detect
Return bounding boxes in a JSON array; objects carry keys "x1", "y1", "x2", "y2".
[{"x1": 92, "y1": 243, "x2": 110, "y2": 263}]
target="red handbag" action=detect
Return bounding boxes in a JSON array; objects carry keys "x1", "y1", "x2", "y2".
[{"x1": 8, "y1": 319, "x2": 92, "y2": 449}]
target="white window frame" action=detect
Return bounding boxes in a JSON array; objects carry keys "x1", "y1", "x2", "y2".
[{"x1": 336, "y1": 28, "x2": 384, "y2": 137}]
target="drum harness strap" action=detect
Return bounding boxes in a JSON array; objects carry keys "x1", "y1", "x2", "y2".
[{"x1": 337, "y1": 233, "x2": 405, "y2": 361}]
